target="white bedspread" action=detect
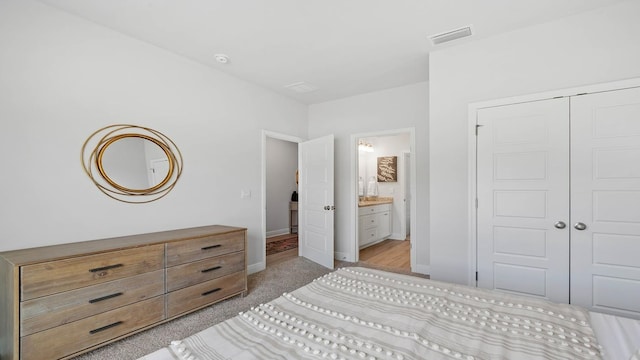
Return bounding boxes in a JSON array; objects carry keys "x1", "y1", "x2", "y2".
[
  {"x1": 590, "y1": 311, "x2": 640, "y2": 360},
  {"x1": 142, "y1": 267, "x2": 608, "y2": 360}
]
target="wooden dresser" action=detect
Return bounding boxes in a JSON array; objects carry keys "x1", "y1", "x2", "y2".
[{"x1": 0, "y1": 225, "x2": 247, "y2": 360}]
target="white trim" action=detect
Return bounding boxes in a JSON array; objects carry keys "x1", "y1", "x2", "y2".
[
  {"x1": 266, "y1": 228, "x2": 290, "y2": 238},
  {"x1": 413, "y1": 264, "x2": 431, "y2": 275},
  {"x1": 334, "y1": 251, "x2": 351, "y2": 262},
  {"x1": 261, "y1": 130, "x2": 305, "y2": 272},
  {"x1": 350, "y1": 128, "x2": 418, "y2": 272},
  {"x1": 247, "y1": 261, "x2": 265, "y2": 275},
  {"x1": 467, "y1": 77, "x2": 640, "y2": 287}
]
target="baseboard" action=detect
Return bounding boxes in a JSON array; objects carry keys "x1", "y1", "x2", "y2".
[
  {"x1": 412, "y1": 264, "x2": 430, "y2": 276},
  {"x1": 334, "y1": 251, "x2": 356, "y2": 262},
  {"x1": 389, "y1": 233, "x2": 406, "y2": 240},
  {"x1": 248, "y1": 261, "x2": 266, "y2": 275},
  {"x1": 266, "y1": 228, "x2": 290, "y2": 238}
]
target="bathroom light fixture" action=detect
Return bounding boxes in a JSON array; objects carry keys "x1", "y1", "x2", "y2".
[
  {"x1": 358, "y1": 140, "x2": 374, "y2": 153},
  {"x1": 214, "y1": 54, "x2": 230, "y2": 64}
]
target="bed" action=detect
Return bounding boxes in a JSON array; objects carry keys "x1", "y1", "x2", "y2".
[{"x1": 140, "y1": 267, "x2": 640, "y2": 360}]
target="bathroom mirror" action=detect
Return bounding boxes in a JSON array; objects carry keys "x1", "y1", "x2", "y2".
[{"x1": 82, "y1": 124, "x2": 183, "y2": 203}]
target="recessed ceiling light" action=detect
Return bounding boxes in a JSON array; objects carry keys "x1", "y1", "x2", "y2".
[
  {"x1": 214, "y1": 54, "x2": 230, "y2": 64},
  {"x1": 429, "y1": 25, "x2": 473, "y2": 45},
  {"x1": 284, "y1": 82, "x2": 318, "y2": 93}
]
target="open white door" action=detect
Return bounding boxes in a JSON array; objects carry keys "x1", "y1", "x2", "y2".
[{"x1": 299, "y1": 135, "x2": 334, "y2": 269}]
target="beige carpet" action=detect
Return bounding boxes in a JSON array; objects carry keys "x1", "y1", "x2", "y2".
[
  {"x1": 72, "y1": 257, "x2": 339, "y2": 359},
  {"x1": 71, "y1": 257, "x2": 425, "y2": 360}
]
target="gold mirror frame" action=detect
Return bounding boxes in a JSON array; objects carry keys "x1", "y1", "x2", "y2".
[{"x1": 81, "y1": 124, "x2": 183, "y2": 203}]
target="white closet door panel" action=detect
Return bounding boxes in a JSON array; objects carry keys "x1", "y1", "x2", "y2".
[
  {"x1": 571, "y1": 87, "x2": 640, "y2": 319},
  {"x1": 477, "y1": 98, "x2": 570, "y2": 303}
]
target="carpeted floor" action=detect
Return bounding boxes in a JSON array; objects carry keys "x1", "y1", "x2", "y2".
[{"x1": 72, "y1": 257, "x2": 342, "y2": 360}]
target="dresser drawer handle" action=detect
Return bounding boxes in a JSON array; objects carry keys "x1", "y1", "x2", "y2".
[
  {"x1": 89, "y1": 264, "x2": 124, "y2": 273},
  {"x1": 89, "y1": 321, "x2": 123, "y2": 334},
  {"x1": 201, "y1": 265, "x2": 222, "y2": 273},
  {"x1": 201, "y1": 244, "x2": 222, "y2": 251},
  {"x1": 89, "y1": 292, "x2": 124, "y2": 304},
  {"x1": 202, "y1": 287, "x2": 222, "y2": 296}
]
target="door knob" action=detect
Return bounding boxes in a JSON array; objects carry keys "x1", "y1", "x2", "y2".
[
  {"x1": 574, "y1": 222, "x2": 587, "y2": 231},
  {"x1": 554, "y1": 221, "x2": 566, "y2": 229}
]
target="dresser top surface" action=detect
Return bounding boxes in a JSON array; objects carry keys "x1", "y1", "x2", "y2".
[{"x1": 0, "y1": 225, "x2": 246, "y2": 266}]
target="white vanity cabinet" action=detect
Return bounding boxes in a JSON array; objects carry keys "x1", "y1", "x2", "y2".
[{"x1": 358, "y1": 203, "x2": 392, "y2": 248}]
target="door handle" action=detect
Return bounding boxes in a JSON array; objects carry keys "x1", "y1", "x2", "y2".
[
  {"x1": 574, "y1": 222, "x2": 587, "y2": 231},
  {"x1": 554, "y1": 221, "x2": 566, "y2": 229}
]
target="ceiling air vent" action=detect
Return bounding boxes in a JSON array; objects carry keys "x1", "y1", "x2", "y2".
[
  {"x1": 284, "y1": 82, "x2": 318, "y2": 93},
  {"x1": 429, "y1": 25, "x2": 473, "y2": 45}
]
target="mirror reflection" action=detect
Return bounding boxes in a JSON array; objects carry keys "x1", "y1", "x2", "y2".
[{"x1": 100, "y1": 136, "x2": 170, "y2": 191}]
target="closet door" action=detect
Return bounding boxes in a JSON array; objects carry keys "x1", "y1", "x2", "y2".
[
  {"x1": 571, "y1": 87, "x2": 640, "y2": 319},
  {"x1": 477, "y1": 98, "x2": 570, "y2": 303}
]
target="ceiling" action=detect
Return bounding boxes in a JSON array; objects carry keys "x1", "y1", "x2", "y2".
[{"x1": 38, "y1": 0, "x2": 626, "y2": 104}]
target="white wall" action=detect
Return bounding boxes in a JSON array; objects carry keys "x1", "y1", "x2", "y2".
[
  {"x1": 266, "y1": 137, "x2": 298, "y2": 236},
  {"x1": 429, "y1": 0, "x2": 640, "y2": 284},
  {"x1": 0, "y1": 0, "x2": 308, "y2": 272},
  {"x1": 308, "y1": 82, "x2": 429, "y2": 272}
]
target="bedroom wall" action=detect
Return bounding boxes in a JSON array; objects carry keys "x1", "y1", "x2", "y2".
[
  {"x1": 308, "y1": 82, "x2": 429, "y2": 272},
  {"x1": 429, "y1": 0, "x2": 640, "y2": 284},
  {"x1": 0, "y1": 0, "x2": 308, "y2": 272},
  {"x1": 265, "y1": 137, "x2": 298, "y2": 236}
]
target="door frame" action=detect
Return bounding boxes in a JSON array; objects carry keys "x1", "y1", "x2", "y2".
[
  {"x1": 402, "y1": 151, "x2": 411, "y2": 239},
  {"x1": 259, "y1": 130, "x2": 305, "y2": 274},
  {"x1": 467, "y1": 77, "x2": 640, "y2": 286},
  {"x1": 350, "y1": 127, "x2": 417, "y2": 271}
]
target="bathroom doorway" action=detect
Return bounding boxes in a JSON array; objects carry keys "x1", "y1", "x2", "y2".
[{"x1": 352, "y1": 128, "x2": 416, "y2": 272}]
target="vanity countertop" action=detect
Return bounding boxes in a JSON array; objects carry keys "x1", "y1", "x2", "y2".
[{"x1": 358, "y1": 197, "x2": 393, "y2": 207}]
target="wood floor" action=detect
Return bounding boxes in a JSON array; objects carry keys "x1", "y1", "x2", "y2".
[
  {"x1": 359, "y1": 239, "x2": 410, "y2": 271},
  {"x1": 266, "y1": 233, "x2": 298, "y2": 267},
  {"x1": 266, "y1": 234, "x2": 411, "y2": 273}
]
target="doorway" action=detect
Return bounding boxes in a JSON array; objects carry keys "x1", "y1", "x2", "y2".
[
  {"x1": 265, "y1": 135, "x2": 299, "y2": 267},
  {"x1": 352, "y1": 128, "x2": 416, "y2": 272},
  {"x1": 261, "y1": 131, "x2": 336, "y2": 272}
]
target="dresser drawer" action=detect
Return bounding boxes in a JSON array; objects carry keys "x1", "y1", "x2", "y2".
[
  {"x1": 166, "y1": 231, "x2": 245, "y2": 266},
  {"x1": 21, "y1": 296, "x2": 165, "y2": 360},
  {"x1": 20, "y1": 269, "x2": 164, "y2": 336},
  {"x1": 167, "y1": 271, "x2": 246, "y2": 318},
  {"x1": 166, "y1": 251, "x2": 245, "y2": 292},
  {"x1": 21, "y1": 244, "x2": 164, "y2": 300}
]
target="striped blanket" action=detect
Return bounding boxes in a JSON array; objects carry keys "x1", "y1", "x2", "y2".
[{"x1": 164, "y1": 267, "x2": 602, "y2": 360}]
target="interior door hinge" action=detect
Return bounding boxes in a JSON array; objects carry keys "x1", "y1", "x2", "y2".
[
  {"x1": 475, "y1": 124, "x2": 483, "y2": 135},
  {"x1": 475, "y1": 271, "x2": 478, "y2": 281}
]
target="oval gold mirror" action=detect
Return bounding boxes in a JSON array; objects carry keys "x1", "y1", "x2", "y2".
[{"x1": 81, "y1": 125, "x2": 183, "y2": 203}]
